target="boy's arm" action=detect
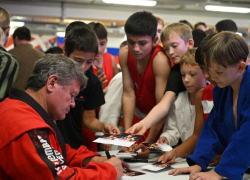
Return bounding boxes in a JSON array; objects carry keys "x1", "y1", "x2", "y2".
[
  {"x1": 119, "y1": 46, "x2": 136, "y2": 131},
  {"x1": 83, "y1": 109, "x2": 120, "y2": 134},
  {"x1": 169, "y1": 89, "x2": 205, "y2": 158},
  {"x1": 111, "y1": 55, "x2": 119, "y2": 77},
  {"x1": 144, "y1": 51, "x2": 171, "y2": 143}
]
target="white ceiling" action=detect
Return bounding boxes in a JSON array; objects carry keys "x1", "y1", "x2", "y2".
[{"x1": 1, "y1": 0, "x2": 250, "y2": 35}]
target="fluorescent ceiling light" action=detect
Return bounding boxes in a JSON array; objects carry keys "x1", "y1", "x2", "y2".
[
  {"x1": 10, "y1": 21, "x2": 25, "y2": 27},
  {"x1": 103, "y1": 0, "x2": 157, "y2": 7},
  {"x1": 205, "y1": 5, "x2": 250, "y2": 13}
]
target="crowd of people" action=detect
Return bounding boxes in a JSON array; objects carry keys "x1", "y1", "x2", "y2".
[{"x1": 1, "y1": 6, "x2": 250, "y2": 180}]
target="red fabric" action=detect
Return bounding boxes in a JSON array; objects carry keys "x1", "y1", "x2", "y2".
[
  {"x1": 81, "y1": 125, "x2": 97, "y2": 152},
  {"x1": 132, "y1": 115, "x2": 163, "y2": 144},
  {"x1": 127, "y1": 44, "x2": 164, "y2": 114},
  {"x1": 0, "y1": 98, "x2": 116, "y2": 180},
  {"x1": 201, "y1": 84, "x2": 213, "y2": 121}
]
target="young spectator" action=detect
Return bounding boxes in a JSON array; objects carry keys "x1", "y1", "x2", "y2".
[
  {"x1": 57, "y1": 25, "x2": 119, "y2": 152},
  {"x1": 0, "y1": 54, "x2": 128, "y2": 180},
  {"x1": 194, "y1": 22, "x2": 207, "y2": 31},
  {"x1": 9, "y1": 26, "x2": 44, "y2": 90},
  {"x1": 192, "y1": 29, "x2": 206, "y2": 47},
  {"x1": 120, "y1": 11, "x2": 171, "y2": 143},
  {"x1": 127, "y1": 23, "x2": 194, "y2": 138},
  {"x1": 157, "y1": 49, "x2": 206, "y2": 146},
  {"x1": 45, "y1": 46, "x2": 63, "y2": 54},
  {"x1": 215, "y1": 19, "x2": 238, "y2": 33},
  {"x1": 179, "y1": 20, "x2": 193, "y2": 30},
  {"x1": 0, "y1": 7, "x2": 19, "y2": 102},
  {"x1": 154, "y1": 15, "x2": 165, "y2": 45},
  {"x1": 88, "y1": 22, "x2": 119, "y2": 93},
  {"x1": 158, "y1": 34, "x2": 217, "y2": 165},
  {"x1": 169, "y1": 31, "x2": 250, "y2": 180}
]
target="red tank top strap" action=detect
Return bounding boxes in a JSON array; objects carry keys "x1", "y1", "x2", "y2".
[{"x1": 102, "y1": 53, "x2": 113, "y2": 88}]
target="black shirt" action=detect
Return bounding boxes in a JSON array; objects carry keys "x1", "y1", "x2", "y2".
[
  {"x1": 57, "y1": 69, "x2": 105, "y2": 149},
  {"x1": 165, "y1": 64, "x2": 186, "y2": 96}
]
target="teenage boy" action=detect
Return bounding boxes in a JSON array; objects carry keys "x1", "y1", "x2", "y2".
[
  {"x1": 57, "y1": 25, "x2": 120, "y2": 151},
  {"x1": 88, "y1": 22, "x2": 119, "y2": 92},
  {"x1": 169, "y1": 31, "x2": 250, "y2": 180},
  {"x1": 127, "y1": 23, "x2": 194, "y2": 137},
  {"x1": 119, "y1": 11, "x2": 171, "y2": 143}
]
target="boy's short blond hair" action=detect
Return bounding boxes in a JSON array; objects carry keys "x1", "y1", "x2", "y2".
[
  {"x1": 154, "y1": 15, "x2": 164, "y2": 27},
  {"x1": 161, "y1": 22, "x2": 193, "y2": 44},
  {"x1": 180, "y1": 48, "x2": 197, "y2": 67}
]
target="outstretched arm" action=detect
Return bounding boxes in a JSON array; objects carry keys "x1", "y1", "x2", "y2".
[{"x1": 119, "y1": 46, "x2": 136, "y2": 131}]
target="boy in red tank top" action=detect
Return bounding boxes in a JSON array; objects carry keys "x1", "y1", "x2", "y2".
[{"x1": 119, "y1": 11, "x2": 171, "y2": 144}]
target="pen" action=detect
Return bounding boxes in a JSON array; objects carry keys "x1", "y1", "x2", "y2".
[{"x1": 105, "y1": 150, "x2": 111, "y2": 159}]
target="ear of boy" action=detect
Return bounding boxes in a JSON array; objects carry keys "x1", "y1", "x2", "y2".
[
  {"x1": 187, "y1": 39, "x2": 194, "y2": 50},
  {"x1": 238, "y1": 61, "x2": 246, "y2": 73},
  {"x1": 153, "y1": 36, "x2": 158, "y2": 47}
]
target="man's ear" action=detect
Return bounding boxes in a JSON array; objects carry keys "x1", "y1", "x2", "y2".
[
  {"x1": 238, "y1": 61, "x2": 246, "y2": 73},
  {"x1": 188, "y1": 39, "x2": 194, "y2": 49},
  {"x1": 47, "y1": 74, "x2": 58, "y2": 93}
]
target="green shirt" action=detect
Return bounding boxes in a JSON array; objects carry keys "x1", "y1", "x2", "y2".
[{"x1": 0, "y1": 44, "x2": 19, "y2": 101}]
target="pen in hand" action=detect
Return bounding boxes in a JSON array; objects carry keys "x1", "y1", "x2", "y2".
[{"x1": 105, "y1": 150, "x2": 111, "y2": 159}]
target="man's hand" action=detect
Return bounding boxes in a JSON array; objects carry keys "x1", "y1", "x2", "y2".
[
  {"x1": 158, "y1": 150, "x2": 177, "y2": 164},
  {"x1": 168, "y1": 165, "x2": 202, "y2": 176},
  {"x1": 125, "y1": 122, "x2": 148, "y2": 135},
  {"x1": 96, "y1": 70, "x2": 107, "y2": 87},
  {"x1": 102, "y1": 123, "x2": 120, "y2": 134},
  {"x1": 105, "y1": 157, "x2": 124, "y2": 180},
  {"x1": 156, "y1": 136, "x2": 169, "y2": 144},
  {"x1": 190, "y1": 171, "x2": 223, "y2": 180}
]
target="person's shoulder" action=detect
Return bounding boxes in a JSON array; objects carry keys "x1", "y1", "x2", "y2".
[
  {"x1": 119, "y1": 46, "x2": 129, "y2": 64},
  {"x1": 85, "y1": 69, "x2": 100, "y2": 84}
]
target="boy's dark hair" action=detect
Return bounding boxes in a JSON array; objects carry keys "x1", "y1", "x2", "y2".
[
  {"x1": 65, "y1": 21, "x2": 91, "y2": 36},
  {"x1": 125, "y1": 11, "x2": 157, "y2": 40},
  {"x1": 179, "y1": 20, "x2": 193, "y2": 30},
  {"x1": 64, "y1": 27, "x2": 98, "y2": 57},
  {"x1": 194, "y1": 22, "x2": 207, "y2": 29},
  {"x1": 195, "y1": 33, "x2": 216, "y2": 66},
  {"x1": 88, "y1": 22, "x2": 108, "y2": 39},
  {"x1": 192, "y1": 29, "x2": 206, "y2": 48},
  {"x1": 13, "y1": 26, "x2": 31, "y2": 41},
  {"x1": 45, "y1": 46, "x2": 63, "y2": 54},
  {"x1": 120, "y1": 40, "x2": 127, "y2": 48},
  {"x1": 215, "y1": 19, "x2": 238, "y2": 32},
  {"x1": 202, "y1": 31, "x2": 248, "y2": 67}
]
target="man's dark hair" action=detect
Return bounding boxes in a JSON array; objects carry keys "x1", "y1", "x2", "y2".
[
  {"x1": 125, "y1": 11, "x2": 157, "y2": 40},
  {"x1": 45, "y1": 46, "x2": 63, "y2": 54},
  {"x1": 215, "y1": 19, "x2": 238, "y2": 32},
  {"x1": 195, "y1": 33, "x2": 217, "y2": 65},
  {"x1": 194, "y1": 22, "x2": 207, "y2": 29},
  {"x1": 179, "y1": 20, "x2": 193, "y2": 30},
  {"x1": 65, "y1": 21, "x2": 91, "y2": 36},
  {"x1": 192, "y1": 29, "x2": 206, "y2": 48},
  {"x1": 88, "y1": 22, "x2": 107, "y2": 39},
  {"x1": 13, "y1": 26, "x2": 31, "y2": 41},
  {"x1": 64, "y1": 27, "x2": 98, "y2": 57}
]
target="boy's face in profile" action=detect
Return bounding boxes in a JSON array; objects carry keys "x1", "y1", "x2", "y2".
[
  {"x1": 126, "y1": 34, "x2": 156, "y2": 61},
  {"x1": 66, "y1": 49, "x2": 95, "y2": 73},
  {"x1": 162, "y1": 32, "x2": 192, "y2": 64},
  {"x1": 180, "y1": 64, "x2": 206, "y2": 94},
  {"x1": 95, "y1": 38, "x2": 107, "y2": 60},
  {"x1": 156, "y1": 23, "x2": 164, "y2": 44}
]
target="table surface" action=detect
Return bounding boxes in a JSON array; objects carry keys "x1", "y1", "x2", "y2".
[{"x1": 98, "y1": 150, "x2": 250, "y2": 180}]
